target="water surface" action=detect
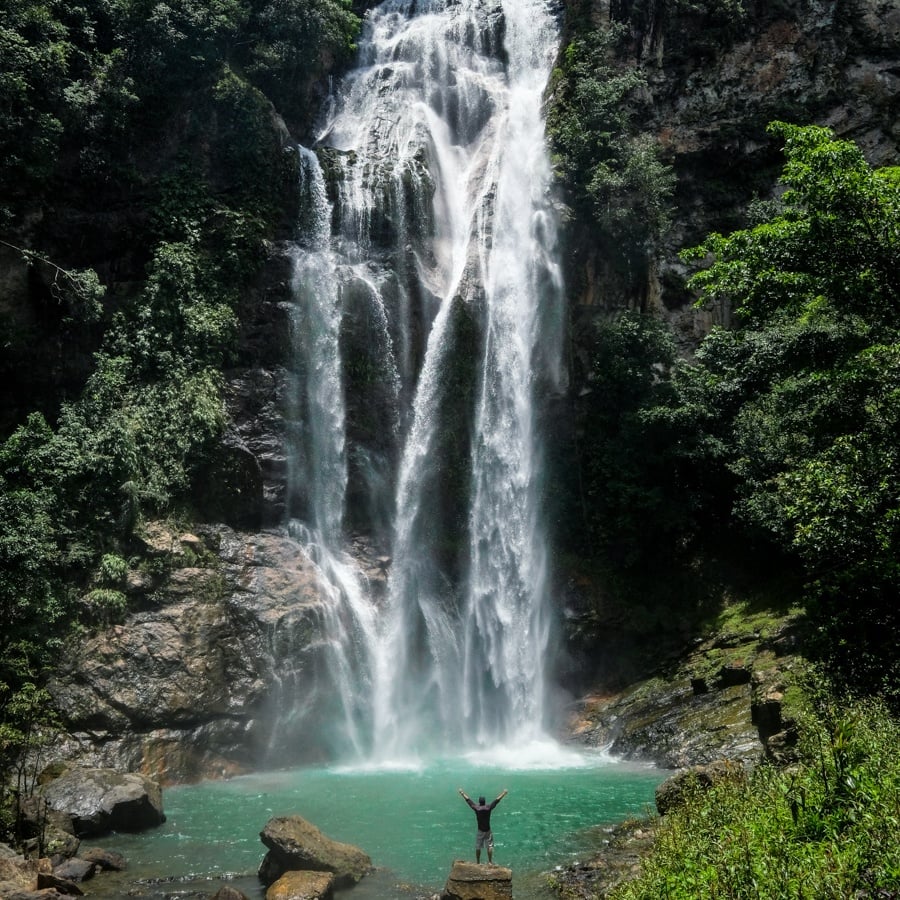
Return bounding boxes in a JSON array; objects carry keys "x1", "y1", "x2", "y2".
[{"x1": 81, "y1": 749, "x2": 662, "y2": 899}]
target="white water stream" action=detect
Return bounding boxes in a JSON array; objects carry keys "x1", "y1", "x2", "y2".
[{"x1": 285, "y1": 0, "x2": 565, "y2": 763}]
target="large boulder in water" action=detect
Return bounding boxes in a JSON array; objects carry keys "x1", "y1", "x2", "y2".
[
  {"x1": 441, "y1": 860, "x2": 513, "y2": 900},
  {"x1": 40, "y1": 767, "x2": 165, "y2": 837},
  {"x1": 258, "y1": 816, "x2": 371, "y2": 888}
]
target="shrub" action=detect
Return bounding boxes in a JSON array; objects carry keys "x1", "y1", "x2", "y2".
[{"x1": 613, "y1": 698, "x2": 900, "y2": 899}]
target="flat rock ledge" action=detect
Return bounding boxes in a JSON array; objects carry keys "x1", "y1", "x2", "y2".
[
  {"x1": 441, "y1": 860, "x2": 513, "y2": 900},
  {"x1": 258, "y1": 815, "x2": 371, "y2": 889}
]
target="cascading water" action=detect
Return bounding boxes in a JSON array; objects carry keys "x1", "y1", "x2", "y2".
[
  {"x1": 286, "y1": 0, "x2": 565, "y2": 762},
  {"x1": 283, "y1": 148, "x2": 380, "y2": 759}
]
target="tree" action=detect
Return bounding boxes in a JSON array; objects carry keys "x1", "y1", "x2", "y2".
[
  {"x1": 547, "y1": 24, "x2": 674, "y2": 287},
  {"x1": 680, "y1": 122, "x2": 900, "y2": 699}
]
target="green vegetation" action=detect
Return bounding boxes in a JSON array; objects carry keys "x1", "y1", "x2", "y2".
[
  {"x1": 677, "y1": 122, "x2": 900, "y2": 701},
  {"x1": 0, "y1": 0, "x2": 362, "y2": 846},
  {"x1": 563, "y1": 310, "x2": 686, "y2": 569},
  {"x1": 559, "y1": 122, "x2": 897, "y2": 897},
  {"x1": 612, "y1": 696, "x2": 900, "y2": 899},
  {"x1": 568, "y1": 122, "x2": 900, "y2": 704},
  {"x1": 1, "y1": 2, "x2": 898, "y2": 888},
  {"x1": 547, "y1": 24, "x2": 674, "y2": 289}
]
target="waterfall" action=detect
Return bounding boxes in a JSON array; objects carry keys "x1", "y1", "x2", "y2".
[
  {"x1": 288, "y1": 0, "x2": 564, "y2": 762},
  {"x1": 283, "y1": 148, "x2": 380, "y2": 760}
]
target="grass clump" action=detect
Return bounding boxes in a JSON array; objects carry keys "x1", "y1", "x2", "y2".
[{"x1": 612, "y1": 697, "x2": 900, "y2": 899}]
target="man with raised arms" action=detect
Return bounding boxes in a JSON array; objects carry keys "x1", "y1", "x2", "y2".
[{"x1": 458, "y1": 787, "x2": 508, "y2": 864}]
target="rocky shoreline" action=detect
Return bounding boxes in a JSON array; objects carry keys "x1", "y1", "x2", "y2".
[
  {"x1": 563, "y1": 605, "x2": 806, "y2": 770},
  {"x1": 545, "y1": 600, "x2": 807, "y2": 898},
  {"x1": 28, "y1": 521, "x2": 809, "y2": 900},
  {"x1": 546, "y1": 818, "x2": 659, "y2": 900}
]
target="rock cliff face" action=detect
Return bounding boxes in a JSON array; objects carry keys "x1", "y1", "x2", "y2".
[
  {"x1": 33, "y1": 0, "x2": 900, "y2": 785},
  {"x1": 563, "y1": 602, "x2": 806, "y2": 769},
  {"x1": 216, "y1": 0, "x2": 900, "y2": 530},
  {"x1": 568, "y1": 0, "x2": 900, "y2": 344},
  {"x1": 47, "y1": 525, "x2": 387, "y2": 782}
]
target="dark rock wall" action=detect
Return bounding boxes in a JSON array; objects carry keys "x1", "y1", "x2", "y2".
[{"x1": 564, "y1": 0, "x2": 900, "y2": 348}]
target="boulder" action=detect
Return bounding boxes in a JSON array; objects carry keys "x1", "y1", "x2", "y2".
[
  {"x1": 36, "y1": 871, "x2": 84, "y2": 895},
  {"x1": 79, "y1": 847, "x2": 127, "y2": 871},
  {"x1": 441, "y1": 860, "x2": 513, "y2": 900},
  {"x1": 0, "y1": 849, "x2": 51, "y2": 893},
  {"x1": 266, "y1": 870, "x2": 335, "y2": 900},
  {"x1": 655, "y1": 760, "x2": 745, "y2": 816},
  {"x1": 258, "y1": 816, "x2": 371, "y2": 888},
  {"x1": 42, "y1": 822, "x2": 81, "y2": 863},
  {"x1": 211, "y1": 885, "x2": 253, "y2": 900},
  {"x1": 40, "y1": 767, "x2": 165, "y2": 837},
  {"x1": 52, "y1": 858, "x2": 96, "y2": 882}
]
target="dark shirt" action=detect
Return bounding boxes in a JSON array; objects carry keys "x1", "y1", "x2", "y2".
[{"x1": 466, "y1": 797, "x2": 501, "y2": 832}]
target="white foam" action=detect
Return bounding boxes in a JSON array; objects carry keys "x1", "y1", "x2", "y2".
[
  {"x1": 331, "y1": 757, "x2": 427, "y2": 776},
  {"x1": 462, "y1": 739, "x2": 614, "y2": 771}
]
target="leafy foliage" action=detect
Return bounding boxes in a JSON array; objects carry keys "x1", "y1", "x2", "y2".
[
  {"x1": 683, "y1": 123, "x2": 900, "y2": 329},
  {"x1": 567, "y1": 311, "x2": 690, "y2": 569},
  {"x1": 0, "y1": 0, "x2": 362, "y2": 829},
  {"x1": 244, "y1": 0, "x2": 360, "y2": 121},
  {"x1": 563, "y1": 124, "x2": 900, "y2": 700},
  {"x1": 612, "y1": 697, "x2": 900, "y2": 899},
  {"x1": 547, "y1": 24, "x2": 674, "y2": 285},
  {"x1": 674, "y1": 123, "x2": 900, "y2": 699},
  {"x1": 0, "y1": 680, "x2": 61, "y2": 852}
]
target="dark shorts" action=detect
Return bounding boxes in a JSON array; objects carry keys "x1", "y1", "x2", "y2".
[{"x1": 475, "y1": 829, "x2": 494, "y2": 851}]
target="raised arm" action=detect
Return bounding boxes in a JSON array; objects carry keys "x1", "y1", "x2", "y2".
[
  {"x1": 491, "y1": 789, "x2": 508, "y2": 808},
  {"x1": 458, "y1": 788, "x2": 472, "y2": 805}
]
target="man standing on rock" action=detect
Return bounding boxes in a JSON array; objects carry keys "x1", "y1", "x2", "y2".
[{"x1": 458, "y1": 788, "x2": 508, "y2": 864}]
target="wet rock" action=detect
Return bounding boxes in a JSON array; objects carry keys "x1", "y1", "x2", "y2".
[
  {"x1": 36, "y1": 870, "x2": 84, "y2": 895},
  {"x1": 546, "y1": 819, "x2": 656, "y2": 899},
  {"x1": 212, "y1": 885, "x2": 253, "y2": 900},
  {"x1": 654, "y1": 759, "x2": 745, "y2": 816},
  {"x1": 569, "y1": 677, "x2": 761, "y2": 769},
  {"x1": 40, "y1": 767, "x2": 165, "y2": 837},
  {"x1": 47, "y1": 527, "x2": 337, "y2": 781},
  {"x1": 51, "y1": 858, "x2": 96, "y2": 882},
  {"x1": 441, "y1": 860, "x2": 512, "y2": 900},
  {"x1": 265, "y1": 870, "x2": 335, "y2": 899},
  {"x1": 565, "y1": 608, "x2": 807, "y2": 770},
  {"x1": 258, "y1": 815, "x2": 371, "y2": 889},
  {"x1": 79, "y1": 847, "x2": 127, "y2": 871}
]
